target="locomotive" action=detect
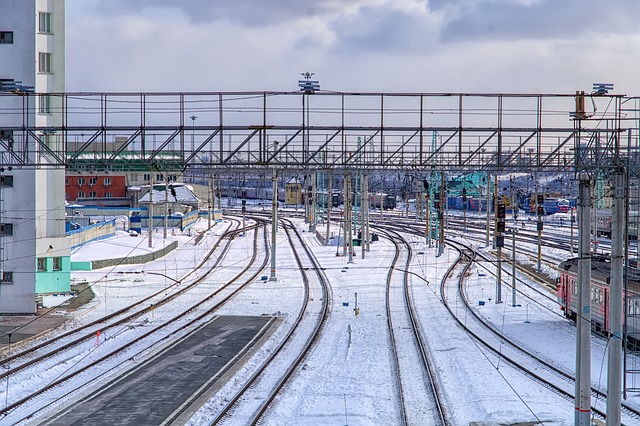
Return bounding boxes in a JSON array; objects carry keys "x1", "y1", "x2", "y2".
[{"x1": 557, "y1": 255, "x2": 640, "y2": 348}]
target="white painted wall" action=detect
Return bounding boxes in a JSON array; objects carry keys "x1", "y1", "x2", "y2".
[{"x1": 0, "y1": 0, "x2": 67, "y2": 314}]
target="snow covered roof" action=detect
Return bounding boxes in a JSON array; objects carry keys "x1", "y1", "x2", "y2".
[{"x1": 138, "y1": 184, "x2": 199, "y2": 205}]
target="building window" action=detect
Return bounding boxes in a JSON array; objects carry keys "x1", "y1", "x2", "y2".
[
  {"x1": 156, "y1": 174, "x2": 164, "y2": 182},
  {"x1": 0, "y1": 31, "x2": 13, "y2": 44},
  {"x1": 1, "y1": 272, "x2": 13, "y2": 283},
  {"x1": 0, "y1": 175, "x2": 13, "y2": 187},
  {"x1": 53, "y1": 257, "x2": 62, "y2": 271},
  {"x1": 89, "y1": 191, "x2": 96, "y2": 198},
  {"x1": 89, "y1": 177, "x2": 97, "y2": 186},
  {"x1": 39, "y1": 12, "x2": 52, "y2": 34},
  {"x1": 105, "y1": 192, "x2": 113, "y2": 198},
  {"x1": 104, "y1": 177, "x2": 111, "y2": 186},
  {"x1": 37, "y1": 258, "x2": 47, "y2": 272},
  {"x1": 77, "y1": 191, "x2": 85, "y2": 198},
  {"x1": 1, "y1": 223, "x2": 14, "y2": 235},
  {"x1": 78, "y1": 177, "x2": 85, "y2": 186},
  {"x1": 39, "y1": 52, "x2": 52, "y2": 73},
  {"x1": 39, "y1": 94, "x2": 51, "y2": 114},
  {"x1": 143, "y1": 174, "x2": 150, "y2": 181},
  {"x1": 131, "y1": 174, "x2": 139, "y2": 182}
]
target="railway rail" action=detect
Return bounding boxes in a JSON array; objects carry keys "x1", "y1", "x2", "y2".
[
  {"x1": 1, "y1": 220, "x2": 270, "y2": 424},
  {"x1": 210, "y1": 218, "x2": 330, "y2": 425}
]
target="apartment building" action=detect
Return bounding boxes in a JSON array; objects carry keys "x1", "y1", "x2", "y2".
[{"x1": 0, "y1": 0, "x2": 69, "y2": 314}]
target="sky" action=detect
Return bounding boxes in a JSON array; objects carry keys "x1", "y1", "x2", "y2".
[{"x1": 65, "y1": 0, "x2": 640, "y2": 95}]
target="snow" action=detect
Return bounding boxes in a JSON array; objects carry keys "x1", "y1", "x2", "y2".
[{"x1": 6, "y1": 215, "x2": 639, "y2": 425}]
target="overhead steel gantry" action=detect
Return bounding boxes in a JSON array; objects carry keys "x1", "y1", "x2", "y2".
[{"x1": 0, "y1": 90, "x2": 638, "y2": 174}]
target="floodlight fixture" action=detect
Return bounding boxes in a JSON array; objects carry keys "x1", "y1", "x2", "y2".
[
  {"x1": 592, "y1": 83, "x2": 614, "y2": 95},
  {"x1": 298, "y1": 72, "x2": 320, "y2": 94}
]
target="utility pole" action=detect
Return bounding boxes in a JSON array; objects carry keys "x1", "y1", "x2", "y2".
[
  {"x1": 269, "y1": 168, "x2": 278, "y2": 281},
  {"x1": 575, "y1": 173, "x2": 592, "y2": 426},
  {"x1": 148, "y1": 174, "x2": 154, "y2": 248},
  {"x1": 326, "y1": 172, "x2": 332, "y2": 246},
  {"x1": 511, "y1": 228, "x2": 517, "y2": 306},
  {"x1": 607, "y1": 167, "x2": 625, "y2": 424},
  {"x1": 438, "y1": 173, "x2": 445, "y2": 256},
  {"x1": 361, "y1": 172, "x2": 366, "y2": 259},
  {"x1": 425, "y1": 180, "x2": 430, "y2": 248},
  {"x1": 496, "y1": 198, "x2": 505, "y2": 304},
  {"x1": 163, "y1": 177, "x2": 168, "y2": 239},
  {"x1": 486, "y1": 174, "x2": 491, "y2": 246},
  {"x1": 536, "y1": 190, "x2": 543, "y2": 272}
]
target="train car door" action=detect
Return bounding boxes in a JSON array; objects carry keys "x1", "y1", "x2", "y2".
[{"x1": 603, "y1": 286, "x2": 609, "y2": 334}]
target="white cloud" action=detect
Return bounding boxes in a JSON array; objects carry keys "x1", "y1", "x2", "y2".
[{"x1": 65, "y1": 0, "x2": 640, "y2": 95}]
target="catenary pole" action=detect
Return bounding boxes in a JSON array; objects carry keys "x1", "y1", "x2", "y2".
[
  {"x1": 269, "y1": 168, "x2": 278, "y2": 281},
  {"x1": 148, "y1": 174, "x2": 153, "y2": 248},
  {"x1": 607, "y1": 167, "x2": 625, "y2": 424},
  {"x1": 575, "y1": 173, "x2": 592, "y2": 426}
]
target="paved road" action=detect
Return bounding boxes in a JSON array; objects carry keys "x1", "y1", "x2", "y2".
[{"x1": 39, "y1": 315, "x2": 276, "y2": 425}]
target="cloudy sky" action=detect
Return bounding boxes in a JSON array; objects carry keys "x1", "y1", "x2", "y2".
[{"x1": 66, "y1": 0, "x2": 640, "y2": 95}]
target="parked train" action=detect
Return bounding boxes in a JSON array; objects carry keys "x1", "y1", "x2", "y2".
[
  {"x1": 369, "y1": 193, "x2": 396, "y2": 210},
  {"x1": 594, "y1": 209, "x2": 640, "y2": 240},
  {"x1": 557, "y1": 255, "x2": 640, "y2": 348}
]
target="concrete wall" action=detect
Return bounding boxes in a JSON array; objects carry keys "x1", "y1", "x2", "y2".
[
  {"x1": 90, "y1": 241, "x2": 178, "y2": 270},
  {"x1": 68, "y1": 220, "x2": 116, "y2": 249}
]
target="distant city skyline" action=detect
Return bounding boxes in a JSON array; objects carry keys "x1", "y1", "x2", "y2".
[{"x1": 66, "y1": 1, "x2": 640, "y2": 95}]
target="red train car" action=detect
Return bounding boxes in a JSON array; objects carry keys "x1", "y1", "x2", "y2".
[{"x1": 557, "y1": 255, "x2": 640, "y2": 347}]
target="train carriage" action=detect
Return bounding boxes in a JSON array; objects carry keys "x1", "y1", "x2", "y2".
[{"x1": 558, "y1": 255, "x2": 640, "y2": 348}]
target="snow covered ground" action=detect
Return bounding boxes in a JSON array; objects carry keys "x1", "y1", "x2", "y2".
[{"x1": 17, "y1": 215, "x2": 639, "y2": 425}]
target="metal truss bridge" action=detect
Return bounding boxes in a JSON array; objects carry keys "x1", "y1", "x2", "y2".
[{"x1": 1, "y1": 90, "x2": 639, "y2": 175}]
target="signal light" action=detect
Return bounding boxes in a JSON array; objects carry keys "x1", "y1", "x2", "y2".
[
  {"x1": 537, "y1": 194, "x2": 544, "y2": 204},
  {"x1": 242, "y1": 190, "x2": 247, "y2": 198},
  {"x1": 537, "y1": 206, "x2": 544, "y2": 215},
  {"x1": 496, "y1": 220, "x2": 505, "y2": 233},
  {"x1": 496, "y1": 236, "x2": 504, "y2": 248},
  {"x1": 497, "y1": 203, "x2": 506, "y2": 219},
  {"x1": 434, "y1": 201, "x2": 440, "y2": 210}
]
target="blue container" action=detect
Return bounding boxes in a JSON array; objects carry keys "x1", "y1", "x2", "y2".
[
  {"x1": 479, "y1": 300, "x2": 485, "y2": 306},
  {"x1": 129, "y1": 214, "x2": 142, "y2": 234}
]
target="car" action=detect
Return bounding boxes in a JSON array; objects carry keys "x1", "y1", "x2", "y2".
[{"x1": 129, "y1": 230, "x2": 139, "y2": 237}]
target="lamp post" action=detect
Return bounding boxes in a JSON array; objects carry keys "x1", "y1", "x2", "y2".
[{"x1": 190, "y1": 115, "x2": 197, "y2": 155}]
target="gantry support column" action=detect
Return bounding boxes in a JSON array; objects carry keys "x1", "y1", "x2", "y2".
[
  {"x1": 607, "y1": 167, "x2": 625, "y2": 425},
  {"x1": 269, "y1": 168, "x2": 278, "y2": 281},
  {"x1": 575, "y1": 173, "x2": 592, "y2": 426}
]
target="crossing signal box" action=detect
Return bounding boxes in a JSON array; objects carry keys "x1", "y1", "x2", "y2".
[
  {"x1": 496, "y1": 221, "x2": 505, "y2": 233},
  {"x1": 497, "y1": 203, "x2": 506, "y2": 219},
  {"x1": 537, "y1": 220, "x2": 544, "y2": 231}
]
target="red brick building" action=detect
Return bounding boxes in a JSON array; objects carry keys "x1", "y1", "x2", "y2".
[{"x1": 65, "y1": 174, "x2": 127, "y2": 203}]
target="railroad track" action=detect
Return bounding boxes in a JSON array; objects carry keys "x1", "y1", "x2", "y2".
[
  {"x1": 442, "y1": 239, "x2": 640, "y2": 425},
  {"x1": 379, "y1": 227, "x2": 450, "y2": 425},
  {"x1": 210, "y1": 218, "x2": 330, "y2": 425},
  {"x1": 1, "y1": 221, "x2": 270, "y2": 424}
]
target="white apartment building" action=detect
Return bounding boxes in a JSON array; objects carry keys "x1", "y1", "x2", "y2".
[{"x1": 0, "y1": 0, "x2": 69, "y2": 314}]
